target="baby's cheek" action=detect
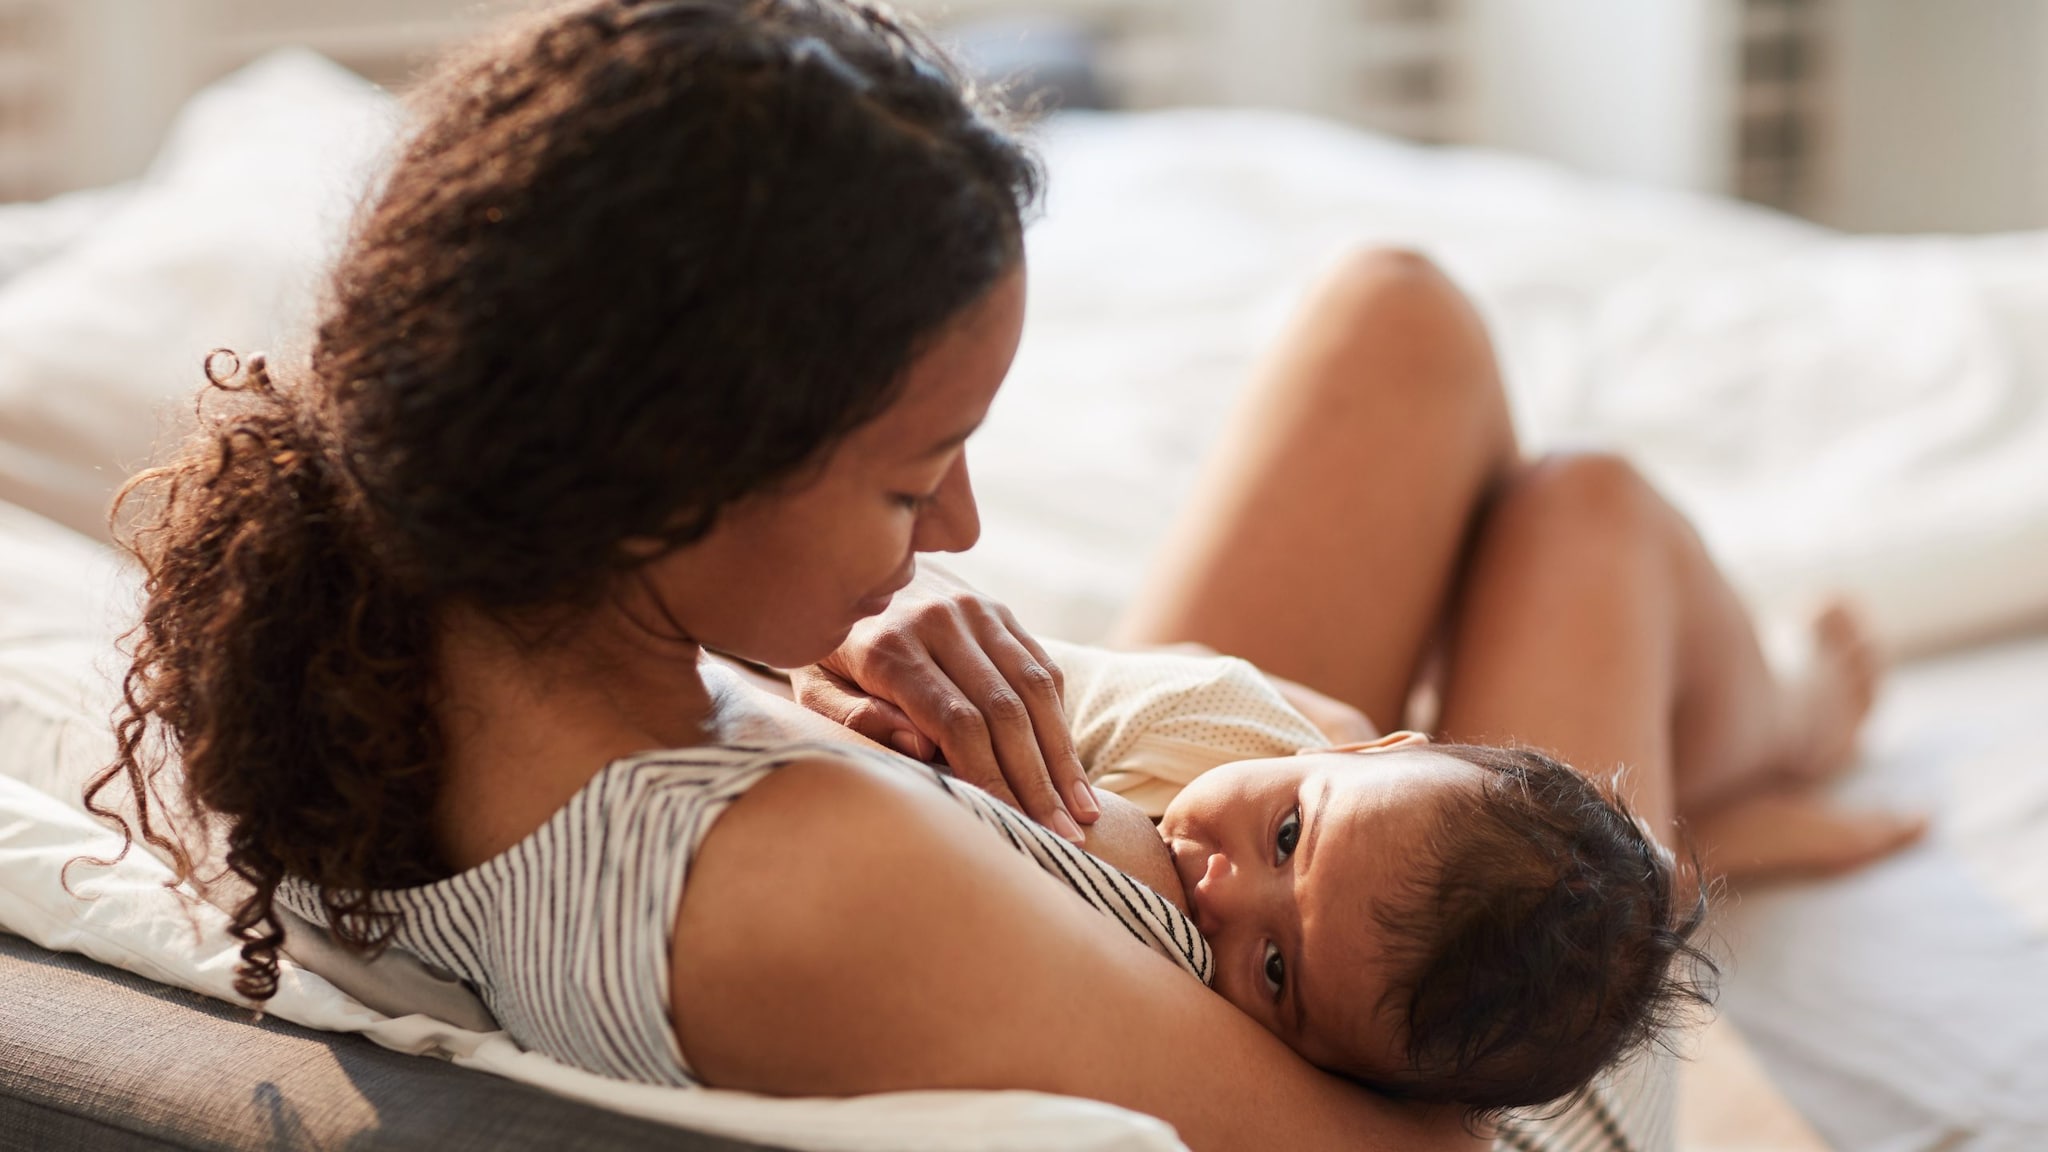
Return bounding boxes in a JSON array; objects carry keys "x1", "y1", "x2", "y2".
[{"x1": 1208, "y1": 970, "x2": 1287, "y2": 1039}]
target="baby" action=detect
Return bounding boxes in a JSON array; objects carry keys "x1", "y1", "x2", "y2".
[{"x1": 1043, "y1": 639, "x2": 1708, "y2": 1116}]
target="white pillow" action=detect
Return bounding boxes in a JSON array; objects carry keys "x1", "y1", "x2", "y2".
[
  {"x1": 0, "y1": 499, "x2": 129, "y2": 804},
  {"x1": 0, "y1": 51, "x2": 396, "y2": 541},
  {"x1": 0, "y1": 495, "x2": 507, "y2": 1031},
  {"x1": 0, "y1": 183, "x2": 133, "y2": 287}
]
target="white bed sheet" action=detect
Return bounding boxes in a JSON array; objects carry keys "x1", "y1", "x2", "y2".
[{"x1": 1717, "y1": 633, "x2": 2048, "y2": 1152}]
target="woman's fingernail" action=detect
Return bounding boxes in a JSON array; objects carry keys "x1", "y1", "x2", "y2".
[
  {"x1": 889, "y1": 732, "x2": 923, "y2": 759},
  {"x1": 1069, "y1": 781, "x2": 1100, "y2": 819},
  {"x1": 1051, "y1": 809, "x2": 1086, "y2": 845}
]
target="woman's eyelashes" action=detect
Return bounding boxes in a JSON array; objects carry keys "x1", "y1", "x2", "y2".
[{"x1": 891, "y1": 489, "x2": 939, "y2": 512}]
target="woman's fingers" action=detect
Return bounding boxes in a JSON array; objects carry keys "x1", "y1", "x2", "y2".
[
  {"x1": 790, "y1": 665, "x2": 939, "y2": 760},
  {"x1": 920, "y1": 612, "x2": 1088, "y2": 841},
  {"x1": 993, "y1": 606, "x2": 1095, "y2": 824},
  {"x1": 791, "y1": 562, "x2": 1091, "y2": 840}
]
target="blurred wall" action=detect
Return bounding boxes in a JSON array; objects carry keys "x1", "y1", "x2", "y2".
[
  {"x1": 9, "y1": 0, "x2": 2048, "y2": 234},
  {"x1": 1462, "y1": 0, "x2": 1738, "y2": 195},
  {"x1": 1816, "y1": 0, "x2": 2048, "y2": 233}
]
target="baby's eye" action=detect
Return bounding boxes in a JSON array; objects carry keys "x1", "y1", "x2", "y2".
[
  {"x1": 1275, "y1": 807, "x2": 1302, "y2": 862},
  {"x1": 1262, "y1": 941, "x2": 1286, "y2": 997}
]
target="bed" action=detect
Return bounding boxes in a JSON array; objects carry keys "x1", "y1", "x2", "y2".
[{"x1": 3, "y1": 52, "x2": 2046, "y2": 1152}]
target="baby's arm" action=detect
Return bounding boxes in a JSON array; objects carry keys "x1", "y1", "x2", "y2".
[
  {"x1": 1128, "y1": 641, "x2": 1377, "y2": 745},
  {"x1": 1042, "y1": 636, "x2": 1338, "y2": 817},
  {"x1": 1262, "y1": 670, "x2": 1379, "y2": 745},
  {"x1": 1077, "y1": 787, "x2": 1191, "y2": 917}
]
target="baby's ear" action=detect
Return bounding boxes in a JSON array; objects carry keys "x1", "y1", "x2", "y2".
[{"x1": 1298, "y1": 730, "x2": 1431, "y2": 756}]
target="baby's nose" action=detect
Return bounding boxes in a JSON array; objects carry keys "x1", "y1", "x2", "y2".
[{"x1": 1192, "y1": 852, "x2": 1240, "y2": 936}]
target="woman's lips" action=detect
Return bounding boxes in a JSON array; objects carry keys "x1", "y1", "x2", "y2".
[{"x1": 853, "y1": 565, "x2": 916, "y2": 616}]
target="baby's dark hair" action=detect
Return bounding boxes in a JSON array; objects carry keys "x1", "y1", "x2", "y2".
[{"x1": 1351, "y1": 743, "x2": 1715, "y2": 1121}]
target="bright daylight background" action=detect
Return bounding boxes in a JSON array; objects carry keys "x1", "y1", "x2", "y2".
[{"x1": 3, "y1": 3, "x2": 2047, "y2": 1152}]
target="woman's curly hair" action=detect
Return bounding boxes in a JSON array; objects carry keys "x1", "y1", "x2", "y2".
[{"x1": 82, "y1": 0, "x2": 1041, "y2": 1003}]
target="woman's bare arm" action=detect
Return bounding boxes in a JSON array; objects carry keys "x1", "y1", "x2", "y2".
[{"x1": 669, "y1": 757, "x2": 1482, "y2": 1152}]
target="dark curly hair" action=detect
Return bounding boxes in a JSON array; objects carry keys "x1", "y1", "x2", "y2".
[
  {"x1": 1344, "y1": 743, "x2": 1716, "y2": 1124},
  {"x1": 81, "y1": 0, "x2": 1041, "y2": 1004}
]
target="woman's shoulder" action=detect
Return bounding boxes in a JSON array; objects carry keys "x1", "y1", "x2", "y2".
[
  {"x1": 664, "y1": 750, "x2": 1123, "y2": 1085},
  {"x1": 581, "y1": 742, "x2": 932, "y2": 871}
]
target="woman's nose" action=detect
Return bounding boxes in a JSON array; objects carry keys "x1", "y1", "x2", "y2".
[{"x1": 911, "y1": 454, "x2": 981, "y2": 554}]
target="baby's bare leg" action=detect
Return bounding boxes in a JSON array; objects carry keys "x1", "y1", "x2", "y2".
[
  {"x1": 1435, "y1": 452, "x2": 1914, "y2": 872},
  {"x1": 1113, "y1": 248, "x2": 1517, "y2": 731}
]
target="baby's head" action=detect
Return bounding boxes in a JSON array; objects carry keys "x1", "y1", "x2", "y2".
[{"x1": 1158, "y1": 733, "x2": 1712, "y2": 1116}]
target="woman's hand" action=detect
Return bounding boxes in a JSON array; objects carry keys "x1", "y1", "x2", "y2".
[{"x1": 788, "y1": 562, "x2": 1099, "y2": 841}]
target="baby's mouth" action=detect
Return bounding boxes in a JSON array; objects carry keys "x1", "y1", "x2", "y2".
[{"x1": 1167, "y1": 837, "x2": 1210, "y2": 923}]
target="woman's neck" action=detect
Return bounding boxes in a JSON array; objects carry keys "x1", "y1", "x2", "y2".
[
  {"x1": 432, "y1": 601, "x2": 721, "y2": 870},
  {"x1": 429, "y1": 601, "x2": 896, "y2": 871}
]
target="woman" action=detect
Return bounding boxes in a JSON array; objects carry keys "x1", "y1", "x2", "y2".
[{"x1": 87, "y1": 2, "x2": 1916, "y2": 1149}]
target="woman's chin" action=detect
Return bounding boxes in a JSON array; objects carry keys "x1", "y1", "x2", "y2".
[
  {"x1": 714, "y1": 626, "x2": 849, "y2": 673},
  {"x1": 852, "y1": 590, "x2": 899, "y2": 618}
]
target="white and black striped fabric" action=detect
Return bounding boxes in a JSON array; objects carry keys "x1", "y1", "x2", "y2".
[
  {"x1": 277, "y1": 741, "x2": 1211, "y2": 1087},
  {"x1": 1495, "y1": 1049, "x2": 1676, "y2": 1152}
]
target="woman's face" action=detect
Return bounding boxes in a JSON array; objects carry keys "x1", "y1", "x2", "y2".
[
  {"x1": 1157, "y1": 747, "x2": 1486, "y2": 1073},
  {"x1": 632, "y1": 265, "x2": 1027, "y2": 669}
]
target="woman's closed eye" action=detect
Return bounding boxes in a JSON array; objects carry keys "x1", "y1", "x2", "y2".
[{"x1": 891, "y1": 489, "x2": 939, "y2": 512}]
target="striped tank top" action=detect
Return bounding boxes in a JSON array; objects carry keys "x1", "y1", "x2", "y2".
[{"x1": 275, "y1": 741, "x2": 1211, "y2": 1087}]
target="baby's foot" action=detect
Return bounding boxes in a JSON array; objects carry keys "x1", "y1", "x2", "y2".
[
  {"x1": 1773, "y1": 603, "x2": 1882, "y2": 785},
  {"x1": 1689, "y1": 790, "x2": 1927, "y2": 883}
]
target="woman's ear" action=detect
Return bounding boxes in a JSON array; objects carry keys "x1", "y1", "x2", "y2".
[{"x1": 1297, "y1": 730, "x2": 1431, "y2": 756}]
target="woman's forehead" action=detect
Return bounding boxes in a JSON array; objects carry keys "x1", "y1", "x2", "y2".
[{"x1": 851, "y1": 265, "x2": 1025, "y2": 457}]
